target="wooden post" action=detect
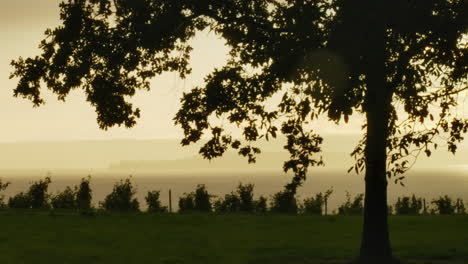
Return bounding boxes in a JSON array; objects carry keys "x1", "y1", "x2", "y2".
[
  {"x1": 324, "y1": 199, "x2": 328, "y2": 216},
  {"x1": 169, "y1": 189, "x2": 172, "y2": 213},
  {"x1": 423, "y1": 198, "x2": 426, "y2": 215}
]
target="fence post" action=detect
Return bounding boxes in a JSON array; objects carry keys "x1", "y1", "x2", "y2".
[
  {"x1": 169, "y1": 189, "x2": 172, "y2": 213},
  {"x1": 423, "y1": 198, "x2": 426, "y2": 215},
  {"x1": 324, "y1": 199, "x2": 328, "y2": 216}
]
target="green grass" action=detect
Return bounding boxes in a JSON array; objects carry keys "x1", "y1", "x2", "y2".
[{"x1": 0, "y1": 211, "x2": 467, "y2": 264}]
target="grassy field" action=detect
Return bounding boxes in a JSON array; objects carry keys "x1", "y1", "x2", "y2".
[{"x1": 0, "y1": 211, "x2": 467, "y2": 264}]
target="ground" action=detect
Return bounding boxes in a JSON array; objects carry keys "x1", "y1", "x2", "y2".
[{"x1": 0, "y1": 211, "x2": 466, "y2": 264}]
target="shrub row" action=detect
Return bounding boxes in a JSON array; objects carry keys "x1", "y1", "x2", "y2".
[{"x1": 0, "y1": 177, "x2": 466, "y2": 215}]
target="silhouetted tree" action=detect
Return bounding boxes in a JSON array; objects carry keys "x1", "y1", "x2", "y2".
[
  {"x1": 8, "y1": 192, "x2": 30, "y2": 209},
  {"x1": 302, "y1": 188, "x2": 333, "y2": 215},
  {"x1": 178, "y1": 184, "x2": 213, "y2": 213},
  {"x1": 214, "y1": 192, "x2": 240, "y2": 213},
  {"x1": 178, "y1": 192, "x2": 195, "y2": 213},
  {"x1": 76, "y1": 176, "x2": 93, "y2": 211},
  {"x1": 270, "y1": 190, "x2": 298, "y2": 214},
  {"x1": 214, "y1": 183, "x2": 256, "y2": 213},
  {"x1": 0, "y1": 179, "x2": 10, "y2": 208},
  {"x1": 51, "y1": 186, "x2": 76, "y2": 209},
  {"x1": 100, "y1": 177, "x2": 139, "y2": 212},
  {"x1": 254, "y1": 195, "x2": 268, "y2": 214},
  {"x1": 338, "y1": 192, "x2": 364, "y2": 216},
  {"x1": 431, "y1": 195, "x2": 456, "y2": 215},
  {"x1": 455, "y1": 198, "x2": 466, "y2": 214},
  {"x1": 10, "y1": 1, "x2": 467, "y2": 262},
  {"x1": 28, "y1": 177, "x2": 52, "y2": 209},
  {"x1": 193, "y1": 184, "x2": 212, "y2": 212},
  {"x1": 145, "y1": 190, "x2": 168, "y2": 213},
  {"x1": 394, "y1": 194, "x2": 423, "y2": 215}
]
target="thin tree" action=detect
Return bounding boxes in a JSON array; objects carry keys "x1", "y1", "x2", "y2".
[{"x1": 10, "y1": 1, "x2": 467, "y2": 263}]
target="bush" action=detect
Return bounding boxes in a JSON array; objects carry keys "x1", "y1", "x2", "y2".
[
  {"x1": 8, "y1": 192, "x2": 30, "y2": 209},
  {"x1": 0, "y1": 179, "x2": 10, "y2": 208},
  {"x1": 432, "y1": 195, "x2": 455, "y2": 215},
  {"x1": 303, "y1": 194, "x2": 324, "y2": 215},
  {"x1": 100, "y1": 177, "x2": 139, "y2": 212},
  {"x1": 237, "y1": 183, "x2": 255, "y2": 212},
  {"x1": 455, "y1": 198, "x2": 466, "y2": 214},
  {"x1": 194, "y1": 184, "x2": 212, "y2": 212},
  {"x1": 213, "y1": 183, "x2": 255, "y2": 213},
  {"x1": 214, "y1": 192, "x2": 240, "y2": 213},
  {"x1": 270, "y1": 190, "x2": 298, "y2": 214},
  {"x1": 145, "y1": 190, "x2": 168, "y2": 213},
  {"x1": 51, "y1": 186, "x2": 76, "y2": 209},
  {"x1": 178, "y1": 184, "x2": 213, "y2": 213},
  {"x1": 338, "y1": 192, "x2": 364, "y2": 215},
  {"x1": 10, "y1": 177, "x2": 52, "y2": 209},
  {"x1": 28, "y1": 177, "x2": 52, "y2": 209},
  {"x1": 178, "y1": 192, "x2": 195, "y2": 213},
  {"x1": 76, "y1": 176, "x2": 92, "y2": 211},
  {"x1": 394, "y1": 194, "x2": 423, "y2": 215},
  {"x1": 254, "y1": 195, "x2": 268, "y2": 213},
  {"x1": 303, "y1": 188, "x2": 333, "y2": 215}
]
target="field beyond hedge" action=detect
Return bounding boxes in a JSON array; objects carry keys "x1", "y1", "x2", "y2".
[{"x1": 0, "y1": 211, "x2": 467, "y2": 264}]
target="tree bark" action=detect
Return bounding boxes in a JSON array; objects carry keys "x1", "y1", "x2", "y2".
[
  {"x1": 358, "y1": 3, "x2": 395, "y2": 262},
  {"x1": 359, "y1": 103, "x2": 393, "y2": 263}
]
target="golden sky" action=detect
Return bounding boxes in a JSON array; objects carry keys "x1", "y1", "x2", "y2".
[{"x1": 0, "y1": 0, "x2": 367, "y2": 143}]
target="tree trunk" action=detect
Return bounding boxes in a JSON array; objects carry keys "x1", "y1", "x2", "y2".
[
  {"x1": 358, "y1": 4, "x2": 395, "y2": 262},
  {"x1": 359, "y1": 105, "x2": 393, "y2": 263}
]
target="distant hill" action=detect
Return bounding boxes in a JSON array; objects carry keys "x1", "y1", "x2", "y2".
[{"x1": 0, "y1": 133, "x2": 466, "y2": 172}]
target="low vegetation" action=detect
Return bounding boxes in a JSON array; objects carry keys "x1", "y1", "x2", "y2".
[{"x1": 0, "y1": 176, "x2": 467, "y2": 216}]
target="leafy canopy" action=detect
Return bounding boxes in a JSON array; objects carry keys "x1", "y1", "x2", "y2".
[{"x1": 11, "y1": 0, "x2": 467, "y2": 191}]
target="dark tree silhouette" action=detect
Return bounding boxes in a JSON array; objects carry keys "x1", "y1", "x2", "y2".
[{"x1": 10, "y1": 1, "x2": 467, "y2": 263}]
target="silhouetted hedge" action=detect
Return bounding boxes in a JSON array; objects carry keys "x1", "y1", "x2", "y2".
[
  {"x1": 0, "y1": 179, "x2": 10, "y2": 208},
  {"x1": 145, "y1": 190, "x2": 168, "y2": 213},
  {"x1": 394, "y1": 194, "x2": 423, "y2": 215},
  {"x1": 270, "y1": 190, "x2": 298, "y2": 214},
  {"x1": 2, "y1": 176, "x2": 468, "y2": 216},
  {"x1": 8, "y1": 177, "x2": 52, "y2": 209},
  {"x1": 337, "y1": 192, "x2": 364, "y2": 215},
  {"x1": 100, "y1": 177, "x2": 139, "y2": 212},
  {"x1": 179, "y1": 184, "x2": 213, "y2": 213},
  {"x1": 302, "y1": 188, "x2": 333, "y2": 215},
  {"x1": 51, "y1": 186, "x2": 76, "y2": 209}
]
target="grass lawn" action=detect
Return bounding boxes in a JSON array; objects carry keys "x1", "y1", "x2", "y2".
[{"x1": 0, "y1": 211, "x2": 467, "y2": 264}]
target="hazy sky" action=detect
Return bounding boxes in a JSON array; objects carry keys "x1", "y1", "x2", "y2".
[{"x1": 0, "y1": 0, "x2": 369, "y2": 143}]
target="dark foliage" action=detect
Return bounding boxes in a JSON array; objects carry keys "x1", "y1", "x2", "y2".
[
  {"x1": 8, "y1": 192, "x2": 30, "y2": 209},
  {"x1": 394, "y1": 195, "x2": 423, "y2": 215},
  {"x1": 178, "y1": 192, "x2": 195, "y2": 213},
  {"x1": 100, "y1": 177, "x2": 139, "y2": 212},
  {"x1": 254, "y1": 195, "x2": 268, "y2": 214},
  {"x1": 51, "y1": 186, "x2": 76, "y2": 209},
  {"x1": 194, "y1": 184, "x2": 212, "y2": 212},
  {"x1": 214, "y1": 192, "x2": 240, "y2": 213},
  {"x1": 338, "y1": 192, "x2": 364, "y2": 215},
  {"x1": 270, "y1": 190, "x2": 298, "y2": 214},
  {"x1": 178, "y1": 184, "x2": 213, "y2": 213},
  {"x1": 303, "y1": 188, "x2": 333, "y2": 215},
  {"x1": 0, "y1": 179, "x2": 10, "y2": 208},
  {"x1": 455, "y1": 198, "x2": 466, "y2": 214},
  {"x1": 145, "y1": 190, "x2": 168, "y2": 213},
  {"x1": 76, "y1": 176, "x2": 93, "y2": 211},
  {"x1": 214, "y1": 183, "x2": 256, "y2": 213},
  {"x1": 29, "y1": 177, "x2": 52, "y2": 209},
  {"x1": 431, "y1": 195, "x2": 456, "y2": 215}
]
